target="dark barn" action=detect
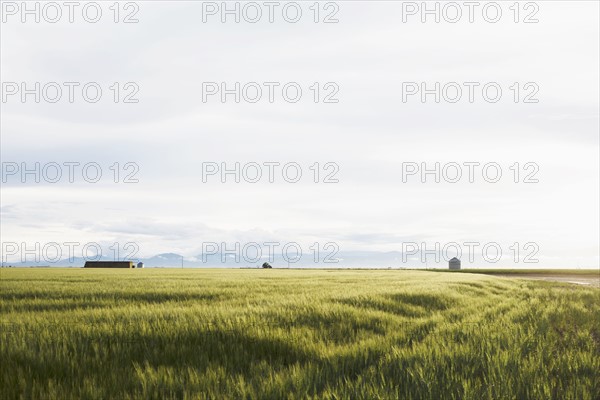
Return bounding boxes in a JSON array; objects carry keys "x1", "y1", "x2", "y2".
[{"x1": 84, "y1": 261, "x2": 135, "y2": 268}]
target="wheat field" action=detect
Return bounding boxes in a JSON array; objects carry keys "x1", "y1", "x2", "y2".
[{"x1": 1, "y1": 268, "x2": 598, "y2": 399}]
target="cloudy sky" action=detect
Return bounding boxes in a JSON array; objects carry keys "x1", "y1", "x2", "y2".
[{"x1": 1, "y1": 1, "x2": 598, "y2": 268}]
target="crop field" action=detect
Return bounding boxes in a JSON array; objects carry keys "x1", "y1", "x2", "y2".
[{"x1": 1, "y1": 268, "x2": 599, "y2": 399}]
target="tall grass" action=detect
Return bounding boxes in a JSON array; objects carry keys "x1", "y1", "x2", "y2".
[{"x1": 1, "y1": 269, "x2": 598, "y2": 399}]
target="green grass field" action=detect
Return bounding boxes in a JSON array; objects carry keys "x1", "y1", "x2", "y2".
[{"x1": 1, "y1": 269, "x2": 598, "y2": 399}]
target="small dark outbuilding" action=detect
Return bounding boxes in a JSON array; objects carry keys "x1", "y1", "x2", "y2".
[
  {"x1": 262, "y1": 262, "x2": 272, "y2": 269},
  {"x1": 449, "y1": 257, "x2": 461, "y2": 270},
  {"x1": 84, "y1": 261, "x2": 135, "y2": 268}
]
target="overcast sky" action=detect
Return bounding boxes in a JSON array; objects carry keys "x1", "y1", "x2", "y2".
[{"x1": 1, "y1": 1, "x2": 598, "y2": 268}]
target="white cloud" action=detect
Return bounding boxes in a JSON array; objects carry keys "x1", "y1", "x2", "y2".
[{"x1": 1, "y1": 1, "x2": 598, "y2": 268}]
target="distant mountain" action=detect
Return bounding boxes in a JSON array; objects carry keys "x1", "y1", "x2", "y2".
[
  {"x1": 145, "y1": 253, "x2": 185, "y2": 267},
  {"x1": 2, "y1": 250, "x2": 423, "y2": 269}
]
